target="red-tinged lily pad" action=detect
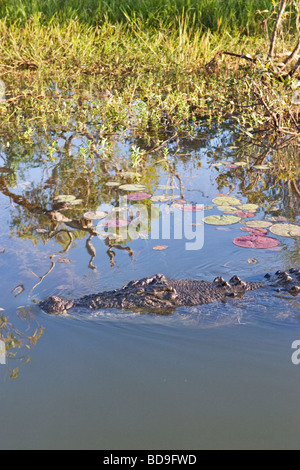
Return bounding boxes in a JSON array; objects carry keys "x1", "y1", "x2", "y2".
[
  {"x1": 126, "y1": 192, "x2": 152, "y2": 201},
  {"x1": 104, "y1": 219, "x2": 130, "y2": 227},
  {"x1": 153, "y1": 245, "x2": 168, "y2": 251},
  {"x1": 240, "y1": 226, "x2": 268, "y2": 235},
  {"x1": 174, "y1": 199, "x2": 188, "y2": 204},
  {"x1": 236, "y1": 211, "x2": 256, "y2": 218},
  {"x1": 233, "y1": 235, "x2": 280, "y2": 249},
  {"x1": 178, "y1": 204, "x2": 204, "y2": 212}
]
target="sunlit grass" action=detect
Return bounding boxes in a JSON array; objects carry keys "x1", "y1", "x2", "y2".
[{"x1": 0, "y1": 0, "x2": 277, "y2": 35}]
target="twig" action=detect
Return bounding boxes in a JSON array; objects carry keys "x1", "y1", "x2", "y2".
[
  {"x1": 292, "y1": 179, "x2": 300, "y2": 196},
  {"x1": 283, "y1": 39, "x2": 300, "y2": 67},
  {"x1": 205, "y1": 51, "x2": 256, "y2": 70}
]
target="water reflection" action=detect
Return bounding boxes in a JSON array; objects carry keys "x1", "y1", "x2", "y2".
[{"x1": 0, "y1": 122, "x2": 298, "y2": 369}]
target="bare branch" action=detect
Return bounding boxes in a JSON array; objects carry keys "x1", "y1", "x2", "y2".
[
  {"x1": 289, "y1": 55, "x2": 300, "y2": 76},
  {"x1": 269, "y1": 0, "x2": 288, "y2": 57},
  {"x1": 283, "y1": 39, "x2": 300, "y2": 66}
]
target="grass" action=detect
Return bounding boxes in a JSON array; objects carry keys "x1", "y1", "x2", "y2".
[
  {"x1": 0, "y1": 0, "x2": 277, "y2": 34},
  {"x1": 0, "y1": 0, "x2": 298, "y2": 188}
]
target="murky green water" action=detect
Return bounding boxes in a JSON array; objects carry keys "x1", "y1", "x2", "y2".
[{"x1": 0, "y1": 122, "x2": 299, "y2": 449}]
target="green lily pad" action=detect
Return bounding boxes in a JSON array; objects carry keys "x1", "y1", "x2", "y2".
[
  {"x1": 67, "y1": 199, "x2": 83, "y2": 206},
  {"x1": 157, "y1": 185, "x2": 176, "y2": 190},
  {"x1": 54, "y1": 194, "x2": 77, "y2": 203},
  {"x1": 238, "y1": 203, "x2": 259, "y2": 211},
  {"x1": 151, "y1": 194, "x2": 180, "y2": 202},
  {"x1": 83, "y1": 211, "x2": 108, "y2": 220},
  {"x1": 119, "y1": 184, "x2": 147, "y2": 191},
  {"x1": 121, "y1": 171, "x2": 142, "y2": 178},
  {"x1": 217, "y1": 205, "x2": 238, "y2": 213},
  {"x1": 269, "y1": 223, "x2": 300, "y2": 237},
  {"x1": 253, "y1": 164, "x2": 271, "y2": 170},
  {"x1": 212, "y1": 196, "x2": 241, "y2": 206},
  {"x1": 203, "y1": 215, "x2": 241, "y2": 225},
  {"x1": 105, "y1": 182, "x2": 120, "y2": 187},
  {"x1": 212, "y1": 161, "x2": 231, "y2": 167},
  {"x1": 244, "y1": 220, "x2": 273, "y2": 228}
]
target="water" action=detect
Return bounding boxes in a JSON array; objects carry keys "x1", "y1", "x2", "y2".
[{"x1": 0, "y1": 122, "x2": 299, "y2": 449}]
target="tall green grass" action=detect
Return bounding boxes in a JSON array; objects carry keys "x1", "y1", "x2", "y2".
[{"x1": 0, "y1": 0, "x2": 278, "y2": 35}]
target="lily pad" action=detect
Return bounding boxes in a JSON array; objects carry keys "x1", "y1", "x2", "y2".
[
  {"x1": 174, "y1": 199, "x2": 188, "y2": 204},
  {"x1": 224, "y1": 164, "x2": 238, "y2": 168},
  {"x1": 212, "y1": 196, "x2": 241, "y2": 206},
  {"x1": 240, "y1": 226, "x2": 268, "y2": 235},
  {"x1": 54, "y1": 194, "x2": 76, "y2": 203},
  {"x1": 244, "y1": 220, "x2": 273, "y2": 228},
  {"x1": 236, "y1": 211, "x2": 256, "y2": 219},
  {"x1": 233, "y1": 235, "x2": 280, "y2": 249},
  {"x1": 119, "y1": 184, "x2": 147, "y2": 191},
  {"x1": 177, "y1": 204, "x2": 204, "y2": 212},
  {"x1": 269, "y1": 223, "x2": 300, "y2": 237},
  {"x1": 157, "y1": 185, "x2": 176, "y2": 190},
  {"x1": 253, "y1": 164, "x2": 271, "y2": 170},
  {"x1": 238, "y1": 203, "x2": 259, "y2": 211},
  {"x1": 105, "y1": 182, "x2": 120, "y2": 187},
  {"x1": 83, "y1": 211, "x2": 108, "y2": 220},
  {"x1": 151, "y1": 194, "x2": 180, "y2": 202},
  {"x1": 235, "y1": 162, "x2": 248, "y2": 167},
  {"x1": 217, "y1": 205, "x2": 238, "y2": 213},
  {"x1": 203, "y1": 215, "x2": 241, "y2": 225},
  {"x1": 126, "y1": 192, "x2": 152, "y2": 201},
  {"x1": 104, "y1": 219, "x2": 130, "y2": 227},
  {"x1": 67, "y1": 199, "x2": 83, "y2": 206}
]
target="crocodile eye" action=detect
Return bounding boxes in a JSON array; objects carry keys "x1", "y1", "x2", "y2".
[
  {"x1": 289, "y1": 286, "x2": 300, "y2": 296},
  {"x1": 229, "y1": 275, "x2": 241, "y2": 284},
  {"x1": 237, "y1": 280, "x2": 247, "y2": 288},
  {"x1": 221, "y1": 281, "x2": 231, "y2": 288},
  {"x1": 214, "y1": 276, "x2": 225, "y2": 284}
]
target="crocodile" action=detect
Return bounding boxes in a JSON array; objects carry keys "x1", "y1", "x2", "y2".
[{"x1": 39, "y1": 268, "x2": 300, "y2": 314}]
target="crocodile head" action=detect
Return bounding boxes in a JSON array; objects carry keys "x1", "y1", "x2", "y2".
[
  {"x1": 265, "y1": 268, "x2": 300, "y2": 296},
  {"x1": 39, "y1": 296, "x2": 75, "y2": 314}
]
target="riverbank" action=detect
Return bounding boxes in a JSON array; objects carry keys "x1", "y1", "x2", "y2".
[{"x1": 0, "y1": 1, "x2": 299, "y2": 190}]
